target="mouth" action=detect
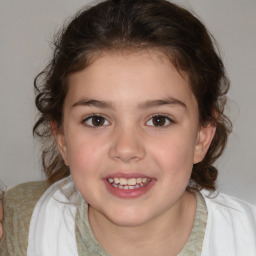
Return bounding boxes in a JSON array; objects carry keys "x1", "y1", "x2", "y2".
[
  {"x1": 107, "y1": 177, "x2": 151, "y2": 190},
  {"x1": 104, "y1": 174, "x2": 155, "y2": 199}
]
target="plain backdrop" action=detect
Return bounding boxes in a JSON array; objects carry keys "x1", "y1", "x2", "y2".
[{"x1": 0, "y1": 0, "x2": 255, "y2": 203}]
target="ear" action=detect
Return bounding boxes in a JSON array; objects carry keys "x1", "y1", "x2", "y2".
[
  {"x1": 193, "y1": 124, "x2": 216, "y2": 164},
  {"x1": 51, "y1": 121, "x2": 69, "y2": 166}
]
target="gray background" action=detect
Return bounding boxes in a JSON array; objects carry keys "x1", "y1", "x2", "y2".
[{"x1": 0, "y1": 0, "x2": 255, "y2": 203}]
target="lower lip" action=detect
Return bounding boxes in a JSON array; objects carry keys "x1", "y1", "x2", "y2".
[{"x1": 103, "y1": 179, "x2": 155, "y2": 199}]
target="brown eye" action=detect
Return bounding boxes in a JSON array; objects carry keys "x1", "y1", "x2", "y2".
[
  {"x1": 147, "y1": 115, "x2": 172, "y2": 127},
  {"x1": 84, "y1": 115, "x2": 109, "y2": 127}
]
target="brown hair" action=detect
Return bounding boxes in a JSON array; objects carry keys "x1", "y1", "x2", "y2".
[{"x1": 34, "y1": 0, "x2": 232, "y2": 191}]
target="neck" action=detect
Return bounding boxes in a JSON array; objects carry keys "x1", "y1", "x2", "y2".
[{"x1": 88, "y1": 191, "x2": 197, "y2": 256}]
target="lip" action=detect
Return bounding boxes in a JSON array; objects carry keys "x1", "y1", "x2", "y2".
[
  {"x1": 105, "y1": 172, "x2": 152, "y2": 179},
  {"x1": 103, "y1": 172, "x2": 156, "y2": 199}
]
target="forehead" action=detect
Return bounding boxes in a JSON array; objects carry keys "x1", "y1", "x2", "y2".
[{"x1": 66, "y1": 50, "x2": 197, "y2": 110}]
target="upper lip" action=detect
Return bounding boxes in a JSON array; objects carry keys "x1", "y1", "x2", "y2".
[{"x1": 104, "y1": 172, "x2": 153, "y2": 179}]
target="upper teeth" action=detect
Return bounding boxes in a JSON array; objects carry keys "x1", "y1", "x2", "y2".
[{"x1": 108, "y1": 177, "x2": 149, "y2": 186}]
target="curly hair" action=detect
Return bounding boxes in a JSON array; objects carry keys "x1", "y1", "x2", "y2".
[{"x1": 33, "y1": 0, "x2": 232, "y2": 191}]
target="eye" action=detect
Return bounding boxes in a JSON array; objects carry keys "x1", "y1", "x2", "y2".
[
  {"x1": 146, "y1": 115, "x2": 173, "y2": 127},
  {"x1": 83, "y1": 115, "x2": 110, "y2": 127}
]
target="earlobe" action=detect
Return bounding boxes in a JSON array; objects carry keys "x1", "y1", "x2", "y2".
[
  {"x1": 193, "y1": 124, "x2": 216, "y2": 164},
  {"x1": 51, "y1": 121, "x2": 69, "y2": 166}
]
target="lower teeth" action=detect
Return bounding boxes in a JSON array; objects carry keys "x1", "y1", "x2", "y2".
[{"x1": 110, "y1": 181, "x2": 149, "y2": 190}]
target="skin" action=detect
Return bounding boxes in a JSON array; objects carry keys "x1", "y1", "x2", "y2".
[{"x1": 55, "y1": 50, "x2": 215, "y2": 255}]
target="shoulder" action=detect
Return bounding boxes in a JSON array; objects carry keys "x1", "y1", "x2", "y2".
[
  {"x1": 1, "y1": 180, "x2": 49, "y2": 256},
  {"x1": 3, "y1": 180, "x2": 49, "y2": 220},
  {"x1": 4, "y1": 180, "x2": 49, "y2": 205},
  {"x1": 202, "y1": 191, "x2": 256, "y2": 218},
  {"x1": 201, "y1": 191, "x2": 256, "y2": 255},
  {"x1": 27, "y1": 177, "x2": 79, "y2": 255}
]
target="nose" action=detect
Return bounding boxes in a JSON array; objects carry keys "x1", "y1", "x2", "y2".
[{"x1": 109, "y1": 126, "x2": 146, "y2": 163}]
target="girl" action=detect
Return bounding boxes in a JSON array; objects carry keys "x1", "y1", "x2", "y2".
[{"x1": 1, "y1": 0, "x2": 256, "y2": 255}]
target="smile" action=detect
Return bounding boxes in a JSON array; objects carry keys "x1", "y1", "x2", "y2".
[{"x1": 107, "y1": 177, "x2": 151, "y2": 190}]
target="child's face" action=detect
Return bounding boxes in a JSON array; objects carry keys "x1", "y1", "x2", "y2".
[{"x1": 56, "y1": 50, "x2": 214, "y2": 227}]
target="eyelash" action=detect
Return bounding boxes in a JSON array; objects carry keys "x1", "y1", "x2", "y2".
[
  {"x1": 82, "y1": 114, "x2": 110, "y2": 128},
  {"x1": 82, "y1": 114, "x2": 174, "y2": 128},
  {"x1": 146, "y1": 114, "x2": 174, "y2": 128}
]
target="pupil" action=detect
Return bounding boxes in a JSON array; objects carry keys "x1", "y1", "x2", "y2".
[
  {"x1": 153, "y1": 116, "x2": 165, "y2": 126},
  {"x1": 92, "y1": 116, "x2": 104, "y2": 126}
]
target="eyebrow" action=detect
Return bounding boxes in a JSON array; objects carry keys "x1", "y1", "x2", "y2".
[
  {"x1": 138, "y1": 98, "x2": 187, "y2": 109},
  {"x1": 72, "y1": 97, "x2": 186, "y2": 110},
  {"x1": 72, "y1": 99, "x2": 114, "y2": 109}
]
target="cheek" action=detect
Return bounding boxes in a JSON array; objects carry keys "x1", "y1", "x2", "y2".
[
  {"x1": 152, "y1": 133, "x2": 196, "y2": 176},
  {"x1": 154, "y1": 141, "x2": 195, "y2": 196},
  {"x1": 66, "y1": 136, "x2": 104, "y2": 177},
  {"x1": 66, "y1": 145, "x2": 110, "y2": 205},
  {"x1": 66, "y1": 139, "x2": 106, "y2": 201}
]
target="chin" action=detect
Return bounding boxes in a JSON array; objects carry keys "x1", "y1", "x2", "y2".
[{"x1": 105, "y1": 207, "x2": 153, "y2": 227}]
